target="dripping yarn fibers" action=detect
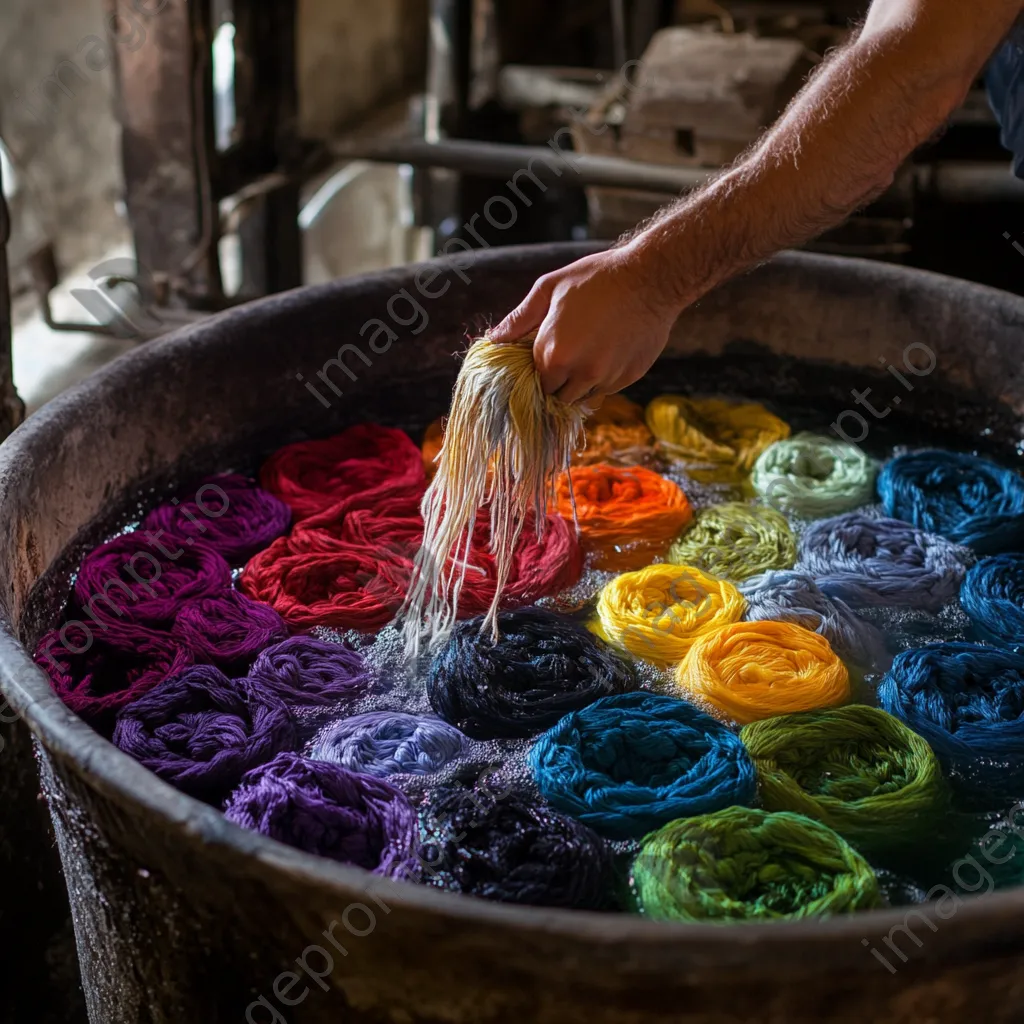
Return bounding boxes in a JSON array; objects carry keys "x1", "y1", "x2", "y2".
[
  {"x1": 247, "y1": 636, "x2": 371, "y2": 709},
  {"x1": 595, "y1": 563, "x2": 746, "y2": 667},
  {"x1": 427, "y1": 608, "x2": 636, "y2": 739},
  {"x1": 422, "y1": 786, "x2": 615, "y2": 908},
  {"x1": 259, "y1": 423, "x2": 426, "y2": 522},
  {"x1": 142, "y1": 474, "x2": 291, "y2": 565},
  {"x1": 573, "y1": 394, "x2": 656, "y2": 468},
  {"x1": 170, "y1": 591, "x2": 288, "y2": 672},
  {"x1": 113, "y1": 665, "x2": 296, "y2": 804},
  {"x1": 632, "y1": 807, "x2": 881, "y2": 923},
  {"x1": 879, "y1": 642, "x2": 1024, "y2": 801},
  {"x1": 739, "y1": 570, "x2": 889, "y2": 669},
  {"x1": 225, "y1": 753, "x2": 420, "y2": 878},
  {"x1": 554, "y1": 464, "x2": 692, "y2": 571},
  {"x1": 797, "y1": 512, "x2": 971, "y2": 612},
  {"x1": 740, "y1": 705, "x2": 945, "y2": 858},
  {"x1": 530, "y1": 692, "x2": 757, "y2": 840},
  {"x1": 751, "y1": 433, "x2": 877, "y2": 519},
  {"x1": 310, "y1": 712, "x2": 467, "y2": 778},
  {"x1": 675, "y1": 621, "x2": 850, "y2": 726},
  {"x1": 402, "y1": 337, "x2": 587, "y2": 651},
  {"x1": 668, "y1": 502, "x2": 796, "y2": 582},
  {"x1": 879, "y1": 450, "x2": 1024, "y2": 555},
  {"x1": 645, "y1": 394, "x2": 790, "y2": 484},
  {"x1": 960, "y1": 554, "x2": 1024, "y2": 650}
]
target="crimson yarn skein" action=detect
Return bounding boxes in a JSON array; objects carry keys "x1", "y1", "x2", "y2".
[
  {"x1": 247, "y1": 637, "x2": 371, "y2": 708},
  {"x1": 171, "y1": 591, "x2": 288, "y2": 671},
  {"x1": 142, "y1": 474, "x2": 291, "y2": 565},
  {"x1": 224, "y1": 752, "x2": 420, "y2": 878}
]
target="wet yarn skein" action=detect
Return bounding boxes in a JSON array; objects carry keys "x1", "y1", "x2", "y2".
[
  {"x1": 879, "y1": 642, "x2": 1024, "y2": 800},
  {"x1": 675, "y1": 621, "x2": 850, "y2": 725},
  {"x1": 259, "y1": 423, "x2": 426, "y2": 522},
  {"x1": 401, "y1": 337, "x2": 587, "y2": 652},
  {"x1": 310, "y1": 712, "x2": 466, "y2": 777},
  {"x1": 142, "y1": 474, "x2": 291, "y2": 565},
  {"x1": 738, "y1": 570, "x2": 889, "y2": 669},
  {"x1": 422, "y1": 786, "x2": 615, "y2": 908},
  {"x1": 113, "y1": 665, "x2": 297, "y2": 804},
  {"x1": 878, "y1": 450, "x2": 1024, "y2": 555},
  {"x1": 225, "y1": 753, "x2": 420, "y2": 878},
  {"x1": 574, "y1": 394, "x2": 656, "y2": 467},
  {"x1": 960, "y1": 554, "x2": 1024, "y2": 650},
  {"x1": 751, "y1": 433, "x2": 877, "y2": 519},
  {"x1": 645, "y1": 394, "x2": 790, "y2": 484},
  {"x1": 632, "y1": 807, "x2": 881, "y2": 922},
  {"x1": 247, "y1": 637, "x2": 371, "y2": 708},
  {"x1": 530, "y1": 692, "x2": 757, "y2": 840},
  {"x1": 740, "y1": 705, "x2": 946, "y2": 858},
  {"x1": 797, "y1": 512, "x2": 971, "y2": 612},
  {"x1": 555, "y1": 464, "x2": 693, "y2": 571},
  {"x1": 595, "y1": 564, "x2": 746, "y2": 667},
  {"x1": 171, "y1": 591, "x2": 288, "y2": 671},
  {"x1": 668, "y1": 502, "x2": 796, "y2": 582},
  {"x1": 426, "y1": 608, "x2": 636, "y2": 739}
]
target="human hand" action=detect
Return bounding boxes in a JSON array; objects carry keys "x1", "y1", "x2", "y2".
[{"x1": 488, "y1": 245, "x2": 685, "y2": 405}]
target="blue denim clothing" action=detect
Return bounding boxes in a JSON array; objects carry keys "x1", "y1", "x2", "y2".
[{"x1": 987, "y1": 20, "x2": 1024, "y2": 179}]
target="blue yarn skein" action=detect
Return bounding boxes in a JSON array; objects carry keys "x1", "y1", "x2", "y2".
[
  {"x1": 739, "y1": 570, "x2": 890, "y2": 669},
  {"x1": 797, "y1": 511, "x2": 971, "y2": 612},
  {"x1": 961, "y1": 554, "x2": 1024, "y2": 650},
  {"x1": 878, "y1": 451, "x2": 1024, "y2": 555},
  {"x1": 309, "y1": 712, "x2": 467, "y2": 778},
  {"x1": 529, "y1": 691, "x2": 757, "y2": 840},
  {"x1": 879, "y1": 642, "x2": 1024, "y2": 801}
]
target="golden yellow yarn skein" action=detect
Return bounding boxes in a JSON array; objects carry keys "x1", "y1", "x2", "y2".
[{"x1": 675, "y1": 621, "x2": 850, "y2": 725}]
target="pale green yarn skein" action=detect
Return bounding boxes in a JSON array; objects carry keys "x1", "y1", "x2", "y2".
[{"x1": 751, "y1": 432, "x2": 877, "y2": 519}]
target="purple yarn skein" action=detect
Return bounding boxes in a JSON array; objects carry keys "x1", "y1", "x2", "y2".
[
  {"x1": 113, "y1": 665, "x2": 297, "y2": 804},
  {"x1": 224, "y1": 752, "x2": 420, "y2": 878},
  {"x1": 247, "y1": 636, "x2": 370, "y2": 708},
  {"x1": 172, "y1": 591, "x2": 289, "y2": 670},
  {"x1": 143, "y1": 474, "x2": 291, "y2": 565}
]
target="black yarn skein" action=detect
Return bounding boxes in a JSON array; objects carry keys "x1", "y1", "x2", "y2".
[
  {"x1": 426, "y1": 607, "x2": 637, "y2": 739},
  {"x1": 422, "y1": 785, "x2": 617, "y2": 909}
]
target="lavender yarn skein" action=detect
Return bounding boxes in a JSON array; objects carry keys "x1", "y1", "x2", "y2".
[
  {"x1": 797, "y1": 512, "x2": 971, "y2": 612},
  {"x1": 247, "y1": 636, "x2": 371, "y2": 708},
  {"x1": 113, "y1": 665, "x2": 296, "y2": 804},
  {"x1": 225, "y1": 752, "x2": 420, "y2": 878},
  {"x1": 739, "y1": 570, "x2": 890, "y2": 669},
  {"x1": 310, "y1": 712, "x2": 467, "y2": 778}
]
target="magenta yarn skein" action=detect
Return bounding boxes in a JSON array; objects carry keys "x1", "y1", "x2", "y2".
[
  {"x1": 224, "y1": 752, "x2": 420, "y2": 878},
  {"x1": 172, "y1": 591, "x2": 289, "y2": 670},
  {"x1": 246, "y1": 636, "x2": 371, "y2": 708}
]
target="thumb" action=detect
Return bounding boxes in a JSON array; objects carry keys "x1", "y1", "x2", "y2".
[{"x1": 488, "y1": 279, "x2": 552, "y2": 344}]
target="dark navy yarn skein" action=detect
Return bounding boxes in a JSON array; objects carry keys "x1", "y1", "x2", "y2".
[
  {"x1": 961, "y1": 554, "x2": 1024, "y2": 650},
  {"x1": 878, "y1": 451, "x2": 1024, "y2": 555},
  {"x1": 879, "y1": 642, "x2": 1024, "y2": 800},
  {"x1": 529, "y1": 691, "x2": 757, "y2": 840},
  {"x1": 427, "y1": 607, "x2": 636, "y2": 739}
]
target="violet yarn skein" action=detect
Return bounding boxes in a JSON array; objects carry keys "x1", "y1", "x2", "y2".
[
  {"x1": 113, "y1": 665, "x2": 297, "y2": 804},
  {"x1": 143, "y1": 474, "x2": 291, "y2": 565},
  {"x1": 171, "y1": 591, "x2": 288, "y2": 670},
  {"x1": 247, "y1": 636, "x2": 371, "y2": 708},
  {"x1": 225, "y1": 753, "x2": 420, "y2": 877},
  {"x1": 310, "y1": 712, "x2": 467, "y2": 777},
  {"x1": 960, "y1": 554, "x2": 1024, "y2": 650},
  {"x1": 797, "y1": 512, "x2": 970, "y2": 612}
]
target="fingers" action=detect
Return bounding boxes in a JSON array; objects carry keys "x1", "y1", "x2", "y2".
[
  {"x1": 488, "y1": 277, "x2": 552, "y2": 344},
  {"x1": 534, "y1": 316, "x2": 605, "y2": 404}
]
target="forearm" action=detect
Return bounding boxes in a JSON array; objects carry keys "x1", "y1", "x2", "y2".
[{"x1": 625, "y1": 0, "x2": 1023, "y2": 312}]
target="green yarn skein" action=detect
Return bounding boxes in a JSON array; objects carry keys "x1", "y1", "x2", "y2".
[
  {"x1": 633, "y1": 806, "x2": 880, "y2": 922},
  {"x1": 751, "y1": 432, "x2": 878, "y2": 519},
  {"x1": 740, "y1": 705, "x2": 946, "y2": 859},
  {"x1": 668, "y1": 502, "x2": 796, "y2": 582}
]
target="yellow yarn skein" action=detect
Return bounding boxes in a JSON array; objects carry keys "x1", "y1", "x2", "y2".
[
  {"x1": 675, "y1": 621, "x2": 850, "y2": 725},
  {"x1": 595, "y1": 564, "x2": 747, "y2": 667},
  {"x1": 645, "y1": 395, "x2": 790, "y2": 484}
]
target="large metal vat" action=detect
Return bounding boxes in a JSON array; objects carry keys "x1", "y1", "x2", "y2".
[{"x1": 1, "y1": 243, "x2": 1023, "y2": 1023}]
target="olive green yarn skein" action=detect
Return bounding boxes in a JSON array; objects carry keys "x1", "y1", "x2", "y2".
[
  {"x1": 633, "y1": 806, "x2": 880, "y2": 922},
  {"x1": 740, "y1": 705, "x2": 946, "y2": 859}
]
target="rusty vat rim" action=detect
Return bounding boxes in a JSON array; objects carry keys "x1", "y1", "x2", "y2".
[{"x1": 2, "y1": 244, "x2": 1024, "y2": 955}]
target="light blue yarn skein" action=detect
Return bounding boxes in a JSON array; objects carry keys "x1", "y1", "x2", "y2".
[
  {"x1": 529, "y1": 691, "x2": 757, "y2": 840},
  {"x1": 960, "y1": 554, "x2": 1024, "y2": 650},
  {"x1": 310, "y1": 711, "x2": 468, "y2": 778}
]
